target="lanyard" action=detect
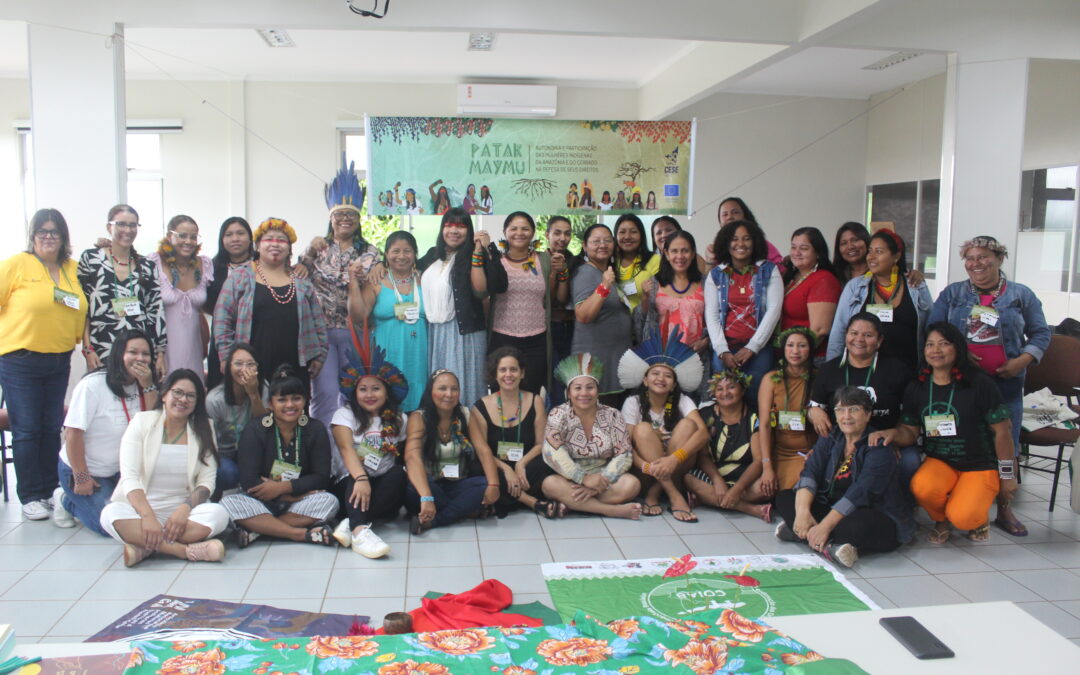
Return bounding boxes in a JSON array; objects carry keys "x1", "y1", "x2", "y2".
[
  {"x1": 927, "y1": 379, "x2": 957, "y2": 416},
  {"x1": 119, "y1": 386, "x2": 147, "y2": 423},
  {"x1": 391, "y1": 271, "x2": 422, "y2": 312},
  {"x1": 844, "y1": 353, "x2": 878, "y2": 388},
  {"x1": 497, "y1": 391, "x2": 523, "y2": 443},
  {"x1": 35, "y1": 256, "x2": 75, "y2": 291},
  {"x1": 275, "y1": 425, "x2": 302, "y2": 464}
]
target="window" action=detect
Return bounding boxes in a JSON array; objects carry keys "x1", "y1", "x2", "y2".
[{"x1": 1016, "y1": 165, "x2": 1078, "y2": 293}]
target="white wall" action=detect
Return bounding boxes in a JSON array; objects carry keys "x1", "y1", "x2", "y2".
[
  {"x1": 865, "y1": 73, "x2": 944, "y2": 186},
  {"x1": 0, "y1": 79, "x2": 29, "y2": 254}
]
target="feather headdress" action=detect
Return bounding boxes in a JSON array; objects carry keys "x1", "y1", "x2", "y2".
[
  {"x1": 340, "y1": 322, "x2": 408, "y2": 405},
  {"x1": 618, "y1": 326, "x2": 703, "y2": 393},
  {"x1": 325, "y1": 154, "x2": 366, "y2": 215},
  {"x1": 554, "y1": 353, "x2": 604, "y2": 389}
]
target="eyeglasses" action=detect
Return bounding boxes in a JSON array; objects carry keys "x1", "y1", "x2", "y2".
[
  {"x1": 834, "y1": 406, "x2": 866, "y2": 417},
  {"x1": 35, "y1": 229, "x2": 61, "y2": 240},
  {"x1": 167, "y1": 388, "x2": 198, "y2": 402},
  {"x1": 172, "y1": 233, "x2": 200, "y2": 243},
  {"x1": 332, "y1": 211, "x2": 359, "y2": 221},
  {"x1": 109, "y1": 220, "x2": 141, "y2": 229},
  {"x1": 232, "y1": 360, "x2": 258, "y2": 369}
]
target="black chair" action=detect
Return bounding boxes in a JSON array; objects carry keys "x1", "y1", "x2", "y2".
[
  {"x1": 0, "y1": 392, "x2": 13, "y2": 502},
  {"x1": 1019, "y1": 335, "x2": 1080, "y2": 511}
]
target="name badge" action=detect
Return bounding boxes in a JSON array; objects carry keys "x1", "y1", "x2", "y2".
[
  {"x1": 924, "y1": 414, "x2": 957, "y2": 437},
  {"x1": 972, "y1": 305, "x2": 999, "y2": 327},
  {"x1": 53, "y1": 288, "x2": 80, "y2": 310},
  {"x1": 621, "y1": 280, "x2": 637, "y2": 297},
  {"x1": 441, "y1": 463, "x2": 460, "y2": 479},
  {"x1": 363, "y1": 452, "x2": 382, "y2": 471},
  {"x1": 778, "y1": 410, "x2": 805, "y2": 431},
  {"x1": 866, "y1": 303, "x2": 893, "y2": 322},
  {"x1": 394, "y1": 301, "x2": 420, "y2": 324},
  {"x1": 112, "y1": 296, "x2": 143, "y2": 317},
  {"x1": 270, "y1": 459, "x2": 301, "y2": 481},
  {"x1": 497, "y1": 442, "x2": 524, "y2": 462}
]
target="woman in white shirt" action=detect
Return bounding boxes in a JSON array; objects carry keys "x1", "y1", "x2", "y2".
[{"x1": 100, "y1": 369, "x2": 229, "y2": 567}]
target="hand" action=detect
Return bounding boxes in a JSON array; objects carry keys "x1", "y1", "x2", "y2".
[
  {"x1": 640, "y1": 277, "x2": 656, "y2": 296},
  {"x1": 712, "y1": 481, "x2": 728, "y2": 507},
  {"x1": 760, "y1": 465, "x2": 778, "y2": 498},
  {"x1": 808, "y1": 407, "x2": 832, "y2": 437},
  {"x1": 473, "y1": 230, "x2": 491, "y2": 251},
  {"x1": 719, "y1": 484, "x2": 743, "y2": 510},
  {"x1": 238, "y1": 366, "x2": 260, "y2": 397},
  {"x1": 648, "y1": 455, "x2": 679, "y2": 482},
  {"x1": 705, "y1": 243, "x2": 716, "y2": 266},
  {"x1": 84, "y1": 350, "x2": 102, "y2": 371},
  {"x1": 867, "y1": 429, "x2": 896, "y2": 447},
  {"x1": 502, "y1": 466, "x2": 521, "y2": 499},
  {"x1": 733, "y1": 348, "x2": 755, "y2": 367},
  {"x1": 308, "y1": 359, "x2": 324, "y2": 379},
  {"x1": 155, "y1": 353, "x2": 167, "y2": 380},
  {"x1": 72, "y1": 474, "x2": 99, "y2": 497},
  {"x1": 130, "y1": 360, "x2": 154, "y2": 389},
  {"x1": 996, "y1": 356, "x2": 1031, "y2": 380},
  {"x1": 394, "y1": 181, "x2": 401, "y2": 190},
  {"x1": 720, "y1": 352, "x2": 738, "y2": 371},
  {"x1": 141, "y1": 513, "x2": 164, "y2": 550},
  {"x1": 999, "y1": 477, "x2": 1019, "y2": 502},
  {"x1": 906, "y1": 268, "x2": 925, "y2": 286},
  {"x1": 601, "y1": 267, "x2": 616, "y2": 289},
  {"x1": 292, "y1": 263, "x2": 311, "y2": 279},
  {"x1": 349, "y1": 477, "x2": 372, "y2": 511},
  {"x1": 792, "y1": 511, "x2": 818, "y2": 540},
  {"x1": 806, "y1": 523, "x2": 831, "y2": 551},
  {"x1": 550, "y1": 252, "x2": 566, "y2": 275},
  {"x1": 582, "y1": 472, "x2": 610, "y2": 493},
  {"x1": 419, "y1": 499, "x2": 437, "y2": 523},
  {"x1": 569, "y1": 482, "x2": 598, "y2": 503},
  {"x1": 347, "y1": 258, "x2": 368, "y2": 283},
  {"x1": 307, "y1": 237, "x2": 329, "y2": 255},
  {"x1": 482, "y1": 485, "x2": 500, "y2": 506},
  {"x1": 514, "y1": 462, "x2": 531, "y2": 492},
  {"x1": 248, "y1": 476, "x2": 288, "y2": 501},
  {"x1": 163, "y1": 504, "x2": 191, "y2": 543},
  {"x1": 366, "y1": 263, "x2": 388, "y2": 287}
]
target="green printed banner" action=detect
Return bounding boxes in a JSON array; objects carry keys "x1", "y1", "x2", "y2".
[
  {"x1": 543, "y1": 554, "x2": 875, "y2": 624},
  {"x1": 365, "y1": 116, "x2": 695, "y2": 216}
]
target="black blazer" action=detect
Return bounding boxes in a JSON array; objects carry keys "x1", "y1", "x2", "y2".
[
  {"x1": 417, "y1": 242, "x2": 507, "y2": 335},
  {"x1": 237, "y1": 417, "x2": 333, "y2": 496}
]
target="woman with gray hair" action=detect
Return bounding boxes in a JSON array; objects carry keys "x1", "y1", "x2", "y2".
[
  {"x1": 928, "y1": 235, "x2": 1050, "y2": 538},
  {"x1": 773, "y1": 385, "x2": 914, "y2": 567}
]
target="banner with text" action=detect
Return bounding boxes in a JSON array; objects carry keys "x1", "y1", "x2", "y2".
[{"x1": 365, "y1": 117, "x2": 695, "y2": 216}]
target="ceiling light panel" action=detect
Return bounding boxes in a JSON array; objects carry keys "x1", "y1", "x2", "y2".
[
  {"x1": 468, "y1": 32, "x2": 495, "y2": 51},
  {"x1": 257, "y1": 29, "x2": 295, "y2": 48}
]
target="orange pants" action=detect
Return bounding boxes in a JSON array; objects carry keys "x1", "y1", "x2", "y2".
[{"x1": 910, "y1": 457, "x2": 999, "y2": 530}]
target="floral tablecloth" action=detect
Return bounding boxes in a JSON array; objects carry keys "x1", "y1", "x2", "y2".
[{"x1": 122, "y1": 607, "x2": 847, "y2": 675}]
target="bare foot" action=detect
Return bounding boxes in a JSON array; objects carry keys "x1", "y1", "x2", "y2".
[{"x1": 607, "y1": 502, "x2": 643, "y2": 520}]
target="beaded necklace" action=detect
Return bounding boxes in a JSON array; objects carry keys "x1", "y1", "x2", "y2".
[{"x1": 255, "y1": 261, "x2": 297, "y2": 305}]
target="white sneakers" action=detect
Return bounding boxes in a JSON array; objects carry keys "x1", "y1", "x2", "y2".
[
  {"x1": 333, "y1": 519, "x2": 353, "y2": 547},
  {"x1": 21, "y1": 499, "x2": 51, "y2": 521},
  {"x1": 51, "y1": 487, "x2": 75, "y2": 528},
  {"x1": 341, "y1": 523, "x2": 391, "y2": 559}
]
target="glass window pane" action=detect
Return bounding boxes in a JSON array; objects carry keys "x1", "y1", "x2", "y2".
[
  {"x1": 918, "y1": 180, "x2": 940, "y2": 278},
  {"x1": 867, "y1": 180, "x2": 918, "y2": 264},
  {"x1": 344, "y1": 133, "x2": 367, "y2": 176},
  {"x1": 126, "y1": 133, "x2": 160, "y2": 171}
]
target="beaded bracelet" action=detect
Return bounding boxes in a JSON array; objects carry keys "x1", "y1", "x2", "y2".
[
  {"x1": 420, "y1": 495, "x2": 435, "y2": 503},
  {"x1": 642, "y1": 461, "x2": 652, "y2": 475},
  {"x1": 557, "y1": 269, "x2": 570, "y2": 282},
  {"x1": 74, "y1": 470, "x2": 93, "y2": 484},
  {"x1": 672, "y1": 448, "x2": 689, "y2": 463},
  {"x1": 595, "y1": 284, "x2": 610, "y2": 299}
]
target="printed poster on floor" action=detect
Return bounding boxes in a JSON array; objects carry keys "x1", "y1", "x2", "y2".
[{"x1": 365, "y1": 116, "x2": 695, "y2": 216}]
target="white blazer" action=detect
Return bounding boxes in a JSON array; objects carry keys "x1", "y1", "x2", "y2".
[{"x1": 111, "y1": 410, "x2": 218, "y2": 504}]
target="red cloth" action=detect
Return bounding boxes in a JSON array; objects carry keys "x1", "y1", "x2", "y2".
[
  {"x1": 377, "y1": 579, "x2": 543, "y2": 634},
  {"x1": 782, "y1": 269, "x2": 841, "y2": 357}
]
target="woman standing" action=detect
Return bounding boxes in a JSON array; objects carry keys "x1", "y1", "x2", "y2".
[
  {"x1": 53, "y1": 329, "x2": 159, "y2": 534},
  {"x1": 781, "y1": 227, "x2": 840, "y2": 360},
  {"x1": 0, "y1": 209, "x2": 87, "y2": 520},
  {"x1": 469, "y1": 347, "x2": 556, "y2": 518},
  {"x1": 635, "y1": 231, "x2": 709, "y2": 358},
  {"x1": 758, "y1": 327, "x2": 818, "y2": 492},
  {"x1": 477, "y1": 186, "x2": 494, "y2": 215},
  {"x1": 462, "y1": 184, "x2": 479, "y2": 214},
  {"x1": 714, "y1": 197, "x2": 785, "y2": 266},
  {"x1": 613, "y1": 214, "x2": 659, "y2": 312},
  {"x1": 78, "y1": 204, "x2": 166, "y2": 378},
  {"x1": 418, "y1": 208, "x2": 507, "y2": 408},
  {"x1": 150, "y1": 215, "x2": 214, "y2": 380},
  {"x1": 928, "y1": 237, "x2": 1050, "y2": 537},
  {"x1": 704, "y1": 220, "x2": 782, "y2": 401},
  {"x1": 350, "y1": 231, "x2": 428, "y2": 412},
  {"x1": 213, "y1": 218, "x2": 327, "y2": 393},
  {"x1": 205, "y1": 343, "x2": 267, "y2": 492},
  {"x1": 873, "y1": 323, "x2": 1017, "y2": 543},
  {"x1": 429, "y1": 180, "x2": 452, "y2": 216},
  {"x1": 100, "y1": 369, "x2": 229, "y2": 566},
  {"x1": 828, "y1": 229, "x2": 932, "y2": 371},
  {"x1": 404, "y1": 370, "x2": 500, "y2": 534},
  {"x1": 205, "y1": 217, "x2": 255, "y2": 391},
  {"x1": 488, "y1": 212, "x2": 567, "y2": 396},
  {"x1": 572, "y1": 224, "x2": 632, "y2": 407}
]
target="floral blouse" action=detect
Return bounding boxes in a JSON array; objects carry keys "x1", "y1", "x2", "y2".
[
  {"x1": 306, "y1": 239, "x2": 380, "y2": 329},
  {"x1": 542, "y1": 403, "x2": 632, "y2": 484},
  {"x1": 77, "y1": 247, "x2": 167, "y2": 358}
]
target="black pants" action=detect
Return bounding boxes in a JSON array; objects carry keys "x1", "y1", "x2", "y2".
[
  {"x1": 492, "y1": 456, "x2": 556, "y2": 517},
  {"x1": 774, "y1": 489, "x2": 900, "y2": 554},
  {"x1": 488, "y1": 331, "x2": 547, "y2": 396},
  {"x1": 331, "y1": 464, "x2": 407, "y2": 528}
]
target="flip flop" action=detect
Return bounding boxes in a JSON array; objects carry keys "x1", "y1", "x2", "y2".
[
  {"x1": 927, "y1": 522, "x2": 951, "y2": 545},
  {"x1": 533, "y1": 499, "x2": 559, "y2": 520},
  {"x1": 667, "y1": 507, "x2": 699, "y2": 524},
  {"x1": 993, "y1": 514, "x2": 1028, "y2": 537},
  {"x1": 634, "y1": 499, "x2": 663, "y2": 517},
  {"x1": 967, "y1": 523, "x2": 991, "y2": 542}
]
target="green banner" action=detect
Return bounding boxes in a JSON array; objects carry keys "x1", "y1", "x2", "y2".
[
  {"x1": 365, "y1": 116, "x2": 695, "y2": 216},
  {"x1": 543, "y1": 554, "x2": 875, "y2": 624}
]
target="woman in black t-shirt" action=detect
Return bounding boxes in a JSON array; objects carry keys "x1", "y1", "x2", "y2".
[{"x1": 870, "y1": 323, "x2": 1015, "y2": 544}]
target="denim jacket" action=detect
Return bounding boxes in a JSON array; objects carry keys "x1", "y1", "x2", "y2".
[
  {"x1": 928, "y1": 277, "x2": 1050, "y2": 373},
  {"x1": 704, "y1": 260, "x2": 782, "y2": 356},
  {"x1": 795, "y1": 428, "x2": 915, "y2": 544},
  {"x1": 827, "y1": 275, "x2": 933, "y2": 360}
]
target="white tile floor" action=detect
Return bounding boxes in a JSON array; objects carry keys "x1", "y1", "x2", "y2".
[{"x1": 2, "y1": 468, "x2": 1079, "y2": 652}]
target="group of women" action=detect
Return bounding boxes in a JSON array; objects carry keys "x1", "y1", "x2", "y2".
[{"x1": 0, "y1": 183, "x2": 1050, "y2": 568}]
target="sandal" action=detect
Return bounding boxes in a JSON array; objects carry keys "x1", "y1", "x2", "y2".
[
  {"x1": 993, "y1": 514, "x2": 1028, "y2": 538},
  {"x1": 304, "y1": 523, "x2": 335, "y2": 546},
  {"x1": 667, "y1": 507, "x2": 699, "y2": 524},
  {"x1": 634, "y1": 500, "x2": 663, "y2": 517},
  {"x1": 927, "y1": 522, "x2": 951, "y2": 545},
  {"x1": 967, "y1": 523, "x2": 991, "y2": 543},
  {"x1": 533, "y1": 499, "x2": 559, "y2": 520}
]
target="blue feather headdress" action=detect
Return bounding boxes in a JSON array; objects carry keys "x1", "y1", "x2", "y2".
[
  {"x1": 618, "y1": 326, "x2": 704, "y2": 392},
  {"x1": 340, "y1": 322, "x2": 408, "y2": 405},
  {"x1": 325, "y1": 154, "x2": 366, "y2": 214}
]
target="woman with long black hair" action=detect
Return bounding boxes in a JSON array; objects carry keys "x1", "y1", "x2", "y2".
[
  {"x1": 781, "y1": 227, "x2": 841, "y2": 360},
  {"x1": 204, "y1": 217, "x2": 255, "y2": 390}
]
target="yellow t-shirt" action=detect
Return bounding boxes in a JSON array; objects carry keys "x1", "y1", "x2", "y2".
[
  {"x1": 617, "y1": 253, "x2": 661, "y2": 310},
  {"x1": 0, "y1": 253, "x2": 86, "y2": 355}
]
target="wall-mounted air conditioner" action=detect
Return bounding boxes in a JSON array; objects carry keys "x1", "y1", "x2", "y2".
[{"x1": 457, "y1": 84, "x2": 557, "y2": 117}]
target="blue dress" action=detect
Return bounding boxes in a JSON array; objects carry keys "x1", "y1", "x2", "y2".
[{"x1": 372, "y1": 281, "x2": 428, "y2": 412}]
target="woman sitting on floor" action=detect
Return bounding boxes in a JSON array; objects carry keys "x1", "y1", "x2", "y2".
[
  {"x1": 329, "y1": 331, "x2": 409, "y2": 559},
  {"x1": 404, "y1": 370, "x2": 501, "y2": 534},
  {"x1": 774, "y1": 386, "x2": 914, "y2": 568},
  {"x1": 221, "y1": 365, "x2": 339, "y2": 548},
  {"x1": 870, "y1": 322, "x2": 1016, "y2": 544},
  {"x1": 469, "y1": 347, "x2": 560, "y2": 518},
  {"x1": 757, "y1": 326, "x2": 819, "y2": 493},
  {"x1": 205, "y1": 342, "x2": 268, "y2": 493},
  {"x1": 54, "y1": 329, "x2": 159, "y2": 534},
  {"x1": 618, "y1": 330, "x2": 708, "y2": 522},
  {"x1": 685, "y1": 368, "x2": 772, "y2": 522},
  {"x1": 100, "y1": 369, "x2": 229, "y2": 567},
  {"x1": 541, "y1": 354, "x2": 643, "y2": 519}
]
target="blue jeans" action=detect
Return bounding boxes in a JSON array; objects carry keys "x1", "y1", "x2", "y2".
[
  {"x1": 712, "y1": 346, "x2": 774, "y2": 404},
  {"x1": 0, "y1": 350, "x2": 71, "y2": 503},
  {"x1": 216, "y1": 456, "x2": 241, "y2": 492},
  {"x1": 57, "y1": 459, "x2": 117, "y2": 537},
  {"x1": 405, "y1": 475, "x2": 487, "y2": 528}
]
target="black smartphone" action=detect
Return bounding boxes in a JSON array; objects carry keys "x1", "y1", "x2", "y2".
[{"x1": 879, "y1": 616, "x2": 954, "y2": 659}]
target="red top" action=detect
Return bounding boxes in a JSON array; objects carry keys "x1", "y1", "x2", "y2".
[
  {"x1": 968, "y1": 291, "x2": 1008, "y2": 375},
  {"x1": 724, "y1": 269, "x2": 758, "y2": 345},
  {"x1": 781, "y1": 269, "x2": 841, "y2": 356}
]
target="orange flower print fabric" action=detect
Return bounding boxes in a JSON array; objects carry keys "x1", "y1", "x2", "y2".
[{"x1": 536, "y1": 637, "x2": 613, "y2": 666}]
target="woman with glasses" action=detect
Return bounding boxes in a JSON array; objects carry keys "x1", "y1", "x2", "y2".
[
  {"x1": 150, "y1": 215, "x2": 214, "y2": 381},
  {"x1": 206, "y1": 343, "x2": 267, "y2": 492},
  {"x1": 0, "y1": 209, "x2": 88, "y2": 520},
  {"x1": 77, "y1": 204, "x2": 166, "y2": 379}
]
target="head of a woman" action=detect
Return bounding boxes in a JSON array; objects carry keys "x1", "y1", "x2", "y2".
[
  {"x1": 569, "y1": 182, "x2": 578, "y2": 194},
  {"x1": 466, "y1": 184, "x2": 476, "y2": 198},
  {"x1": 651, "y1": 216, "x2": 680, "y2": 253},
  {"x1": 613, "y1": 214, "x2": 649, "y2": 260},
  {"x1": 580, "y1": 224, "x2": 615, "y2": 269},
  {"x1": 436, "y1": 208, "x2": 474, "y2": 260},
  {"x1": 567, "y1": 374, "x2": 600, "y2": 413},
  {"x1": 105, "y1": 329, "x2": 155, "y2": 399},
  {"x1": 630, "y1": 192, "x2": 643, "y2": 208},
  {"x1": 106, "y1": 204, "x2": 141, "y2": 250},
  {"x1": 959, "y1": 236, "x2": 1007, "y2": 289},
  {"x1": 601, "y1": 190, "x2": 611, "y2": 204},
  {"x1": 710, "y1": 369, "x2": 750, "y2": 410},
  {"x1": 347, "y1": 375, "x2": 398, "y2": 435},
  {"x1": 157, "y1": 368, "x2": 217, "y2": 464},
  {"x1": 833, "y1": 222, "x2": 870, "y2": 274},
  {"x1": 832, "y1": 385, "x2": 874, "y2": 439},
  {"x1": 418, "y1": 370, "x2": 469, "y2": 465},
  {"x1": 267, "y1": 364, "x2": 307, "y2": 427},
  {"x1": 480, "y1": 185, "x2": 491, "y2": 200},
  {"x1": 222, "y1": 342, "x2": 260, "y2": 406},
  {"x1": 714, "y1": 219, "x2": 767, "y2": 268},
  {"x1": 327, "y1": 205, "x2": 362, "y2": 246},
  {"x1": 502, "y1": 211, "x2": 536, "y2": 253},
  {"x1": 486, "y1": 346, "x2": 525, "y2": 392},
  {"x1": 253, "y1": 218, "x2": 296, "y2": 265},
  {"x1": 545, "y1": 216, "x2": 572, "y2": 253},
  {"x1": 921, "y1": 321, "x2": 975, "y2": 381},
  {"x1": 867, "y1": 228, "x2": 908, "y2": 278},
  {"x1": 778, "y1": 327, "x2": 814, "y2": 370},
  {"x1": 384, "y1": 230, "x2": 418, "y2": 276},
  {"x1": 216, "y1": 217, "x2": 253, "y2": 265},
  {"x1": 581, "y1": 185, "x2": 593, "y2": 203},
  {"x1": 404, "y1": 189, "x2": 418, "y2": 207},
  {"x1": 788, "y1": 226, "x2": 833, "y2": 276},
  {"x1": 435, "y1": 186, "x2": 450, "y2": 210},
  {"x1": 637, "y1": 363, "x2": 682, "y2": 432},
  {"x1": 165, "y1": 215, "x2": 200, "y2": 260},
  {"x1": 718, "y1": 197, "x2": 756, "y2": 226},
  {"x1": 656, "y1": 230, "x2": 702, "y2": 286},
  {"x1": 646, "y1": 191, "x2": 657, "y2": 209},
  {"x1": 844, "y1": 312, "x2": 883, "y2": 363},
  {"x1": 27, "y1": 208, "x2": 72, "y2": 264}
]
